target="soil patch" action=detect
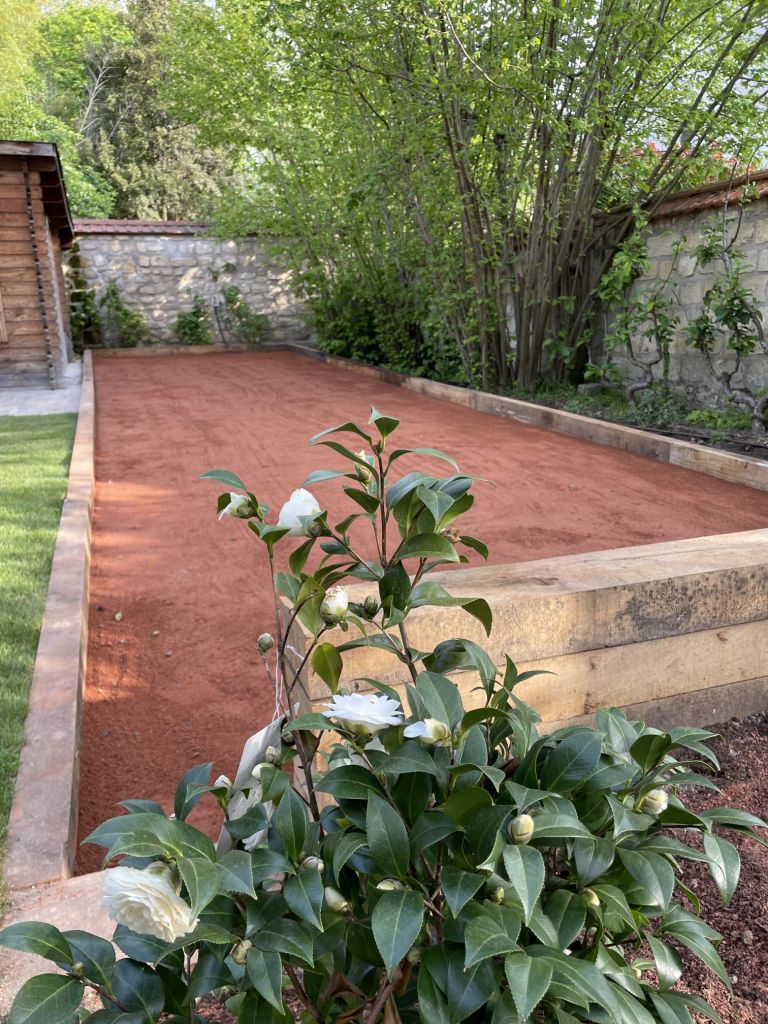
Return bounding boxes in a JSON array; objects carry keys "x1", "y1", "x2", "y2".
[{"x1": 76, "y1": 351, "x2": 768, "y2": 873}]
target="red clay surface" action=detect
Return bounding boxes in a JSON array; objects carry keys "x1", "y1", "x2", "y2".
[{"x1": 75, "y1": 351, "x2": 768, "y2": 871}]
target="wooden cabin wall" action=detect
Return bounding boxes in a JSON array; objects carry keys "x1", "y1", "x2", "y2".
[{"x1": 0, "y1": 160, "x2": 67, "y2": 383}]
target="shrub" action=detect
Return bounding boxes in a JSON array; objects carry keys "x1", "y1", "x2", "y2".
[
  {"x1": 99, "y1": 280, "x2": 153, "y2": 348},
  {"x1": 174, "y1": 294, "x2": 213, "y2": 346},
  {"x1": 219, "y1": 285, "x2": 271, "y2": 346},
  {"x1": 1, "y1": 412, "x2": 764, "y2": 1024}
]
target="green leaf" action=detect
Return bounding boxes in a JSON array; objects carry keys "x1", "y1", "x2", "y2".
[
  {"x1": 110, "y1": 959, "x2": 165, "y2": 1019},
  {"x1": 379, "y1": 562, "x2": 412, "y2": 621},
  {"x1": 366, "y1": 794, "x2": 409, "y2": 877},
  {"x1": 332, "y1": 832, "x2": 369, "y2": 881},
  {"x1": 344, "y1": 486, "x2": 379, "y2": 513},
  {"x1": 379, "y1": 740, "x2": 438, "y2": 778},
  {"x1": 417, "y1": 966, "x2": 452, "y2": 1024},
  {"x1": 369, "y1": 406, "x2": 400, "y2": 439},
  {"x1": 178, "y1": 856, "x2": 219, "y2": 917},
  {"x1": 284, "y1": 869, "x2": 325, "y2": 929},
  {"x1": 387, "y1": 447, "x2": 460, "y2": 472},
  {"x1": 528, "y1": 812, "x2": 593, "y2": 842},
  {"x1": 648, "y1": 935, "x2": 683, "y2": 991},
  {"x1": 274, "y1": 788, "x2": 307, "y2": 863},
  {"x1": 540, "y1": 731, "x2": 602, "y2": 793},
  {"x1": 618, "y1": 849, "x2": 675, "y2": 910},
  {"x1": 173, "y1": 762, "x2": 212, "y2": 822},
  {"x1": 441, "y1": 866, "x2": 484, "y2": 917},
  {"x1": 502, "y1": 844, "x2": 545, "y2": 924},
  {"x1": 667, "y1": 928, "x2": 732, "y2": 993},
  {"x1": 315, "y1": 764, "x2": 385, "y2": 800},
  {"x1": 465, "y1": 905, "x2": 521, "y2": 968},
  {"x1": 246, "y1": 947, "x2": 284, "y2": 1012},
  {"x1": 630, "y1": 733, "x2": 673, "y2": 772},
  {"x1": 217, "y1": 850, "x2": 257, "y2": 898},
  {"x1": 85, "y1": 813, "x2": 216, "y2": 862},
  {"x1": 607, "y1": 796, "x2": 654, "y2": 838},
  {"x1": 200, "y1": 469, "x2": 247, "y2": 490},
  {"x1": 7, "y1": 975, "x2": 82, "y2": 1024},
  {"x1": 649, "y1": 992, "x2": 695, "y2": 1024},
  {"x1": 251, "y1": 920, "x2": 313, "y2": 965},
  {"x1": 424, "y1": 639, "x2": 497, "y2": 694},
  {"x1": 286, "y1": 712, "x2": 336, "y2": 732},
  {"x1": 444, "y1": 787, "x2": 493, "y2": 825},
  {"x1": 303, "y1": 469, "x2": 348, "y2": 485},
  {"x1": 0, "y1": 922, "x2": 72, "y2": 965},
  {"x1": 410, "y1": 811, "x2": 462, "y2": 856},
  {"x1": 289, "y1": 538, "x2": 315, "y2": 575},
  {"x1": 310, "y1": 421, "x2": 372, "y2": 445},
  {"x1": 186, "y1": 952, "x2": 234, "y2": 1002},
  {"x1": 573, "y1": 837, "x2": 615, "y2": 886},
  {"x1": 396, "y1": 533, "x2": 459, "y2": 563},
  {"x1": 458, "y1": 535, "x2": 489, "y2": 560},
  {"x1": 544, "y1": 890, "x2": 586, "y2": 949},
  {"x1": 423, "y1": 946, "x2": 498, "y2": 1023},
  {"x1": 61, "y1": 931, "x2": 115, "y2": 990},
  {"x1": 415, "y1": 671, "x2": 464, "y2": 729},
  {"x1": 703, "y1": 832, "x2": 740, "y2": 906},
  {"x1": 504, "y1": 951, "x2": 553, "y2": 1021},
  {"x1": 372, "y1": 889, "x2": 424, "y2": 977},
  {"x1": 310, "y1": 644, "x2": 342, "y2": 694}
]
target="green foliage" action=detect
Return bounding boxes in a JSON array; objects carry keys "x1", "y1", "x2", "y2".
[
  {"x1": 173, "y1": 295, "x2": 213, "y2": 346},
  {"x1": 100, "y1": 281, "x2": 153, "y2": 348},
  {"x1": 685, "y1": 407, "x2": 752, "y2": 432},
  {"x1": 218, "y1": 285, "x2": 270, "y2": 347},
  {"x1": 631, "y1": 384, "x2": 688, "y2": 429},
  {"x1": 2, "y1": 412, "x2": 765, "y2": 1022},
  {"x1": 66, "y1": 242, "x2": 101, "y2": 354}
]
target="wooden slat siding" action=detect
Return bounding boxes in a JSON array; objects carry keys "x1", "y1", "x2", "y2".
[
  {"x1": 0, "y1": 284, "x2": 7, "y2": 346},
  {"x1": 0, "y1": 200, "x2": 36, "y2": 214},
  {"x1": 0, "y1": 227, "x2": 36, "y2": 241},
  {"x1": 50, "y1": 231, "x2": 70, "y2": 335},
  {"x1": 0, "y1": 186, "x2": 42, "y2": 200}
]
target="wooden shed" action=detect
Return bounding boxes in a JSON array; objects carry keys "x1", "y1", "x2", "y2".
[{"x1": 0, "y1": 141, "x2": 74, "y2": 388}]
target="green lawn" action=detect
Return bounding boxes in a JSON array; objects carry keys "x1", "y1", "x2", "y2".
[{"x1": 0, "y1": 413, "x2": 76, "y2": 887}]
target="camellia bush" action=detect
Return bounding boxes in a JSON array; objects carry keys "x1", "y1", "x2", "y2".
[{"x1": 1, "y1": 410, "x2": 766, "y2": 1024}]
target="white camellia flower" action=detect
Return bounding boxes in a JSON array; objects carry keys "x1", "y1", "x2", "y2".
[
  {"x1": 323, "y1": 693, "x2": 404, "y2": 735},
  {"x1": 321, "y1": 586, "x2": 349, "y2": 624},
  {"x1": 277, "y1": 488, "x2": 321, "y2": 535},
  {"x1": 218, "y1": 492, "x2": 251, "y2": 520},
  {"x1": 103, "y1": 862, "x2": 198, "y2": 942},
  {"x1": 214, "y1": 774, "x2": 232, "y2": 790},
  {"x1": 403, "y1": 718, "x2": 452, "y2": 746}
]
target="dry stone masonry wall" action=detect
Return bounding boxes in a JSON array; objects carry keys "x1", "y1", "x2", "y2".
[
  {"x1": 69, "y1": 221, "x2": 312, "y2": 345},
  {"x1": 617, "y1": 197, "x2": 768, "y2": 399}
]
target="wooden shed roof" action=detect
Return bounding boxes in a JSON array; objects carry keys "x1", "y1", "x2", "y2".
[
  {"x1": 650, "y1": 168, "x2": 768, "y2": 220},
  {"x1": 0, "y1": 140, "x2": 75, "y2": 246}
]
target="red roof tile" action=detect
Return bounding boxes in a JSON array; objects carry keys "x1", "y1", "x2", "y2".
[
  {"x1": 73, "y1": 218, "x2": 209, "y2": 235},
  {"x1": 649, "y1": 169, "x2": 768, "y2": 220}
]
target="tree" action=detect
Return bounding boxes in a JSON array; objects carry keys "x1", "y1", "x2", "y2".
[{"x1": 170, "y1": 0, "x2": 768, "y2": 388}]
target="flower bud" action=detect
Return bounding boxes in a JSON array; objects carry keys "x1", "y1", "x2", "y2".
[
  {"x1": 324, "y1": 886, "x2": 351, "y2": 913},
  {"x1": 258, "y1": 633, "x2": 274, "y2": 653},
  {"x1": 582, "y1": 888, "x2": 600, "y2": 909},
  {"x1": 213, "y1": 774, "x2": 232, "y2": 791},
  {"x1": 638, "y1": 789, "x2": 669, "y2": 815},
  {"x1": 265, "y1": 745, "x2": 279, "y2": 764},
  {"x1": 281, "y1": 727, "x2": 296, "y2": 746},
  {"x1": 218, "y1": 493, "x2": 252, "y2": 521},
  {"x1": 263, "y1": 871, "x2": 285, "y2": 894},
  {"x1": 508, "y1": 814, "x2": 535, "y2": 845},
  {"x1": 355, "y1": 451, "x2": 374, "y2": 483},
  {"x1": 489, "y1": 886, "x2": 506, "y2": 905},
  {"x1": 231, "y1": 939, "x2": 252, "y2": 965},
  {"x1": 403, "y1": 718, "x2": 452, "y2": 746},
  {"x1": 321, "y1": 586, "x2": 349, "y2": 625},
  {"x1": 300, "y1": 856, "x2": 324, "y2": 872},
  {"x1": 71, "y1": 962, "x2": 86, "y2": 979},
  {"x1": 376, "y1": 878, "x2": 405, "y2": 891},
  {"x1": 363, "y1": 595, "x2": 379, "y2": 617},
  {"x1": 406, "y1": 946, "x2": 422, "y2": 965},
  {"x1": 443, "y1": 527, "x2": 462, "y2": 544}
]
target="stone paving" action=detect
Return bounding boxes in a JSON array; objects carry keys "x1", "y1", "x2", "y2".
[{"x1": 0, "y1": 361, "x2": 82, "y2": 416}]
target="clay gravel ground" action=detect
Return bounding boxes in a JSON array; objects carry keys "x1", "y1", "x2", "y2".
[{"x1": 77, "y1": 350, "x2": 768, "y2": 874}]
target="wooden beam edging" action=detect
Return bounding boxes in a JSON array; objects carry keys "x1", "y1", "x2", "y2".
[
  {"x1": 4, "y1": 351, "x2": 95, "y2": 891},
  {"x1": 259, "y1": 343, "x2": 768, "y2": 493}
]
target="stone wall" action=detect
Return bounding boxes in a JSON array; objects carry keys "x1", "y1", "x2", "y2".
[
  {"x1": 69, "y1": 221, "x2": 312, "y2": 346},
  {"x1": 610, "y1": 197, "x2": 768, "y2": 399}
]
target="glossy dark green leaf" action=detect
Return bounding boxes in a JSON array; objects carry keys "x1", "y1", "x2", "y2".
[
  {"x1": 502, "y1": 844, "x2": 545, "y2": 924},
  {"x1": 371, "y1": 890, "x2": 424, "y2": 977},
  {"x1": 110, "y1": 959, "x2": 165, "y2": 1020},
  {"x1": 441, "y1": 866, "x2": 484, "y2": 917},
  {"x1": 217, "y1": 850, "x2": 257, "y2": 898},
  {"x1": 465, "y1": 905, "x2": 521, "y2": 967},
  {"x1": 630, "y1": 733, "x2": 673, "y2": 773},
  {"x1": 283, "y1": 869, "x2": 324, "y2": 930},
  {"x1": 703, "y1": 832, "x2": 741, "y2": 906},
  {"x1": 396, "y1": 533, "x2": 459, "y2": 563},
  {"x1": 315, "y1": 764, "x2": 385, "y2": 800},
  {"x1": 540, "y1": 731, "x2": 602, "y2": 793},
  {"x1": 274, "y1": 788, "x2": 307, "y2": 863},
  {"x1": 61, "y1": 930, "x2": 115, "y2": 990},
  {"x1": 177, "y1": 856, "x2": 219, "y2": 917},
  {"x1": 173, "y1": 763, "x2": 212, "y2": 822},
  {"x1": 7, "y1": 975, "x2": 82, "y2": 1024},
  {"x1": 648, "y1": 935, "x2": 683, "y2": 991},
  {"x1": 504, "y1": 951, "x2": 552, "y2": 1021},
  {"x1": 251, "y1": 920, "x2": 313, "y2": 965},
  {"x1": 544, "y1": 890, "x2": 586, "y2": 949},
  {"x1": 573, "y1": 837, "x2": 615, "y2": 886},
  {"x1": 366, "y1": 794, "x2": 409, "y2": 877},
  {"x1": 310, "y1": 644, "x2": 342, "y2": 694},
  {"x1": 415, "y1": 671, "x2": 464, "y2": 729},
  {"x1": 0, "y1": 922, "x2": 72, "y2": 965},
  {"x1": 410, "y1": 811, "x2": 462, "y2": 856},
  {"x1": 200, "y1": 469, "x2": 247, "y2": 490},
  {"x1": 246, "y1": 947, "x2": 284, "y2": 1011},
  {"x1": 618, "y1": 849, "x2": 675, "y2": 910}
]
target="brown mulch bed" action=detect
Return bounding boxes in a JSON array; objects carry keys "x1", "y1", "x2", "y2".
[{"x1": 193, "y1": 711, "x2": 768, "y2": 1024}]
